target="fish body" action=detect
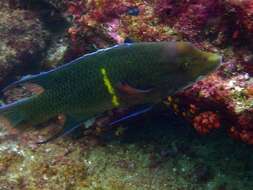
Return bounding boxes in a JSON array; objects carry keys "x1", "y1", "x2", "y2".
[{"x1": 0, "y1": 42, "x2": 221, "y2": 140}]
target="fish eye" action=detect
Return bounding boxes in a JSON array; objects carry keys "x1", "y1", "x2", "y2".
[
  {"x1": 201, "y1": 57, "x2": 208, "y2": 63},
  {"x1": 180, "y1": 61, "x2": 190, "y2": 70},
  {"x1": 184, "y1": 62, "x2": 190, "y2": 67}
]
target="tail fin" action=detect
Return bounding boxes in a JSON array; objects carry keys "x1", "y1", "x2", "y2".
[{"x1": 0, "y1": 98, "x2": 31, "y2": 128}]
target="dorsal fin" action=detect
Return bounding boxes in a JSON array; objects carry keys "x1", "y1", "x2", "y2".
[{"x1": 2, "y1": 72, "x2": 51, "y2": 93}]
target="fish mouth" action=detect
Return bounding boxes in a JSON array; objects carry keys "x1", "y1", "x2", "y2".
[
  {"x1": 217, "y1": 55, "x2": 223, "y2": 63},
  {"x1": 197, "y1": 55, "x2": 222, "y2": 82},
  {"x1": 205, "y1": 53, "x2": 223, "y2": 76},
  {"x1": 210, "y1": 54, "x2": 222, "y2": 68},
  {"x1": 216, "y1": 55, "x2": 223, "y2": 68},
  {"x1": 212, "y1": 55, "x2": 223, "y2": 72}
]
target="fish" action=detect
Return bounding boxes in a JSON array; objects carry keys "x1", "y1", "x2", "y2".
[{"x1": 0, "y1": 42, "x2": 221, "y2": 143}]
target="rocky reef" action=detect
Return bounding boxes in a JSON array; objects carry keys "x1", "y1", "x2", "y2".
[
  {"x1": 0, "y1": 0, "x2": 50, "y2": 85},
  {"x1": 0, "y1": 0, "x2": 253, "y2": 189}
]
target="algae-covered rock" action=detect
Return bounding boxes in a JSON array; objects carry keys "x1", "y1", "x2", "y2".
[
  {"x1": 0, "y1": 0, "x2": 49, "y2": 84},
  {"x1": 1, "y1": 118, "x2": 253, "y2": 190}
]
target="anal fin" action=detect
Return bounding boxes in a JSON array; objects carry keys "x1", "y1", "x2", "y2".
[{"x1": 109, "y1": 104, "x2": 153, "y2": 126}]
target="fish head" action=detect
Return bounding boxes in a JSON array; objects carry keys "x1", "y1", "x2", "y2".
[
  {"x1": 172, "y1": 42, "x2": 222, "y2": 82},
  {"x1": 152, "y1": 42, "x2": 222, "y2": 94}
]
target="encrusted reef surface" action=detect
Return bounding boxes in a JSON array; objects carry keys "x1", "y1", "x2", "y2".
[
  {"x1": 0, "y1": 0, "x2": 50, "y2": 85},
  {"x1": 1, "y1": 117, "x2": 253, "y2": 190},
  {"x1": 0, "y1": 0, "x2": 253, "y2": 189}
]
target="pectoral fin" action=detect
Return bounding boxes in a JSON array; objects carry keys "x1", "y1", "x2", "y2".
[{"x1": 117, "y1": 82, "x2": 153, "y2": 96}]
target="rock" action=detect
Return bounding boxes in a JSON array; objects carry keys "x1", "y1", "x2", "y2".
[
  {"x1": 41, "y1": 0, "x2": 68, "y2": 12},
  {"x1": 191, "y1": 164, "x2": 212, "y2": 183},
  {"x1": 42, "y1": 36, "x2": 69, "y2": 68},
  {"x1": 0, "y1": 0, "x2": 50, "y2": 85}
]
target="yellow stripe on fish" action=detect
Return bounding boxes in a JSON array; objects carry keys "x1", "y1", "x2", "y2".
[{"x1": 100, "y1": 67, "x2": 120, "y2": 107}]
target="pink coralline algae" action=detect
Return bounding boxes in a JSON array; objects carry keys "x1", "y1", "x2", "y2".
[
  {"x1": 155, "y1": 0, "x2": 225, "y2": 40},
  {"x1": 66, "y1": 0, "x2": 175, "y2": 51},
  {"x1": 155, "y1": 0, "x2": 253, "y2": 44},
  {"x1": 66, "y1": 0, "x2": 128, "y2": 30},
  {"x1": 228, "y1": 0, "x2": 253, "y2": 40},
  {"x1": 65, "y1": 0, "x2": 130, "y2": 57},
  {"x1": 156, "y1": 0, "x2": 224, "y2": 39},
  {"x1": 167, "y1": 62, "x2": 253, "y2": 144}
]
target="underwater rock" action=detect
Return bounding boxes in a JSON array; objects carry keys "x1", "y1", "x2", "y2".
[
  {"x1": 192, "y1": 111, "x2": 221, "y2": 135},
  {"x1": 0, "y1": 0, "x2": 50, "y2": 85},
  {"x1": 191, "y1": 164, "x2": 212, "y2": 183},
  {"x1": 42, "y1": 36, "x2": 69, "y2": 68}
]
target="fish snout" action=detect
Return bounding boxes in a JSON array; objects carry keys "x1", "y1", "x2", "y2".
[
  {"x1": 208, "y1": 53, "x2": 222, "y2": 67},
  {"x1": 203, "y1": 53, "x2": 222, "y2": 74}
]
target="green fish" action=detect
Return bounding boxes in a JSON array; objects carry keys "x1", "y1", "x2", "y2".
[{"x1": 0, "y1": 42, "x2": 221, "y2": 143}]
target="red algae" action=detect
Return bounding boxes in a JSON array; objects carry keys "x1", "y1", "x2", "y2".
[{"x1": 193, "y1": 111, "x2": 221, "y2": 135}]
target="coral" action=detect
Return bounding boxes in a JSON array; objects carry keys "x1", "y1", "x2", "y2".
[
  {"x1": 229, "y1": 126, "x2": 253, "y2": 144},
  {"x1": 193, "y1": 111, "x2": 220, "y2": 135}
]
